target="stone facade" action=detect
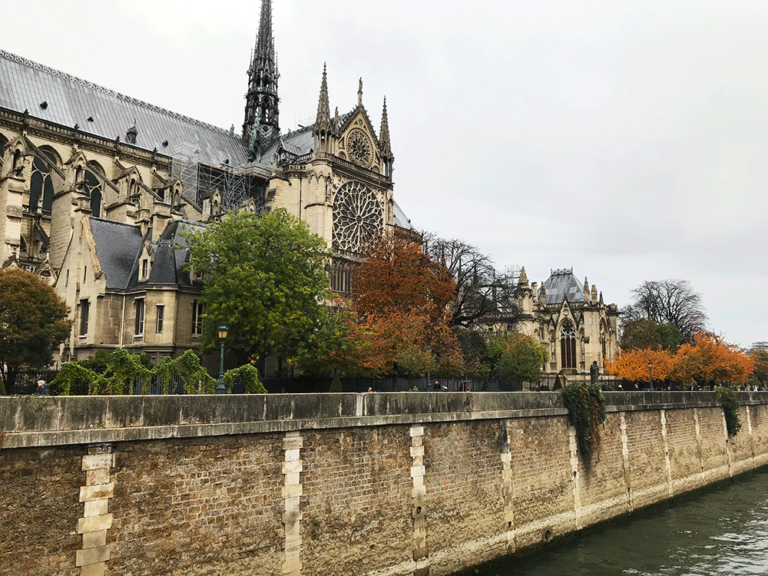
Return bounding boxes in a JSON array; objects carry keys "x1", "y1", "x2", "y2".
[
  {"x1": 0, "y1": 0, "x2": 409, "y2": 367},
  {"x1": 2, "y1": 392, "x2": 768, "y2": 576},
  {"x1": 514, "y1": 266, "x2": 621, "y2": 380}
]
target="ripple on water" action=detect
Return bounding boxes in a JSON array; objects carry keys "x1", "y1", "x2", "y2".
[{"x1": 483, "y1": 469, "x2": 768, "y2": 576}]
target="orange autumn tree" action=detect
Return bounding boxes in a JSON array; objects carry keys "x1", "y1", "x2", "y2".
[
  {"x1": 605, "y1": 332, "x2": 755, "y2": 387},
  {"x1": 341, "y1": 233, "x2": 464, "y2": 377},
  {"x1": 604, "y1": 347, "x2": 675, "y2": 384},
  {"x1": 672, "y1": 333, "x2": 754, "y2": 387}
]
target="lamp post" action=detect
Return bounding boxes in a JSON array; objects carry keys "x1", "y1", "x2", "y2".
[
  {"x1": 216, "y1": 325, "x2": 228, "y2": 395},
  {"x1": 648, "y1": 360, "x2": 654, "y2": 391}
]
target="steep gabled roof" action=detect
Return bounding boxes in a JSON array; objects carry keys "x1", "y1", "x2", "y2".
[
  {"x1": 0, "y1": 50, "x2": 248, "y2": 167},
  {"x1": 89, "y1": 218, "x2": 144, "y2": 290}
]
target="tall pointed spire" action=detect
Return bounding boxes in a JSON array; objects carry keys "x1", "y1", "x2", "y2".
[
  {"x1": 243, "y1": 0, "x2": 280, "y2": 158},
  {"x1": 379, "y1": 97, "x2": 392, "y2": 159},
  {"x1": 315, "y1": 63, "x2": 332, "y2": 133}
]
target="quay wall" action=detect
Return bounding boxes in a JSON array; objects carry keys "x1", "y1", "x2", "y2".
[{"x1": 2, "y1": 391, "x2": 768, "y2": 576}]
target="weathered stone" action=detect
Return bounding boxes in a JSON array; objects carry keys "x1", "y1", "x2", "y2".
[{"x1": 75, "y1": 544, "x2": 110, "y2": 566}]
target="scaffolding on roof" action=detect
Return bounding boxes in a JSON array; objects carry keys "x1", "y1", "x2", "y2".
[{"x1": 171, "y1": 142, "x2": 266, "y2": 211}]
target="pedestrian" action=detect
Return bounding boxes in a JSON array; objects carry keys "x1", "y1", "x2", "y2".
[
  {"x1": 433, "y1": 380, "x2": 440, "y2": 390},
  {"x1": 35, "y1": 379, "x2": 49, "y2": 396}
]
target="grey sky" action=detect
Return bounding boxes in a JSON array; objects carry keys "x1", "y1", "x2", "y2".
[{"x1": 3, "y1": 1, "x2": 766, "y2": 347}]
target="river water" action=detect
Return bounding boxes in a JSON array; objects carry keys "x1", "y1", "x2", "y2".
[{"x1": 479, "y1": 468, "x2": 768, "y2": 576}]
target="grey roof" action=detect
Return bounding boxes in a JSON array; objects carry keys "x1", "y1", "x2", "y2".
[
  {"x1": 543, "y1": 269, "x2": 585, "y2": 305},
  {"x1": 90, "y1": 217, "x2": 206, "y2": 291},
  {"x1": 256, "y1": 125, "x2": 314, "y2": 164},
  {"x1": 393, "y1": 200, "x2": 414, "y2": 230},
  {"x1": 0, "y1": 50, "x2": 248, "y2": 167},
  {"x1": 89, "y1": 218, "x2": 144, "y2": 290}
]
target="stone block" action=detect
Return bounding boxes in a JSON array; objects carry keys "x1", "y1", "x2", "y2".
[
  {"x1": 410, "y1": 426, "x2": 424, "y2": 437},
  {"x1": 79, "y1": 483, "x2": 114, "y2": 502},
  {"x1": 412, "y1": 455, "x2": 423, "y2": 467},
  {"x1": 410, "y1": 446, "x2": 425, "y2": 457},
  {"x1": 282, "y1": 460, "x2": 302, "y2": 474},
  {"x1": 282, "y1": 484, "x2": 302, "y2": 498},
  {"x1": 83, "y1": 499, "x2": 109, "y2": 517},
  {"x1": 80, "y1": 563, "x2": 106, "y2": 576},
  {"x1": 86, "y1": 468, "x2": 110, "y2": 486},
  {"x1": 282, "y1": 558, "x2": 302, "y2": 574},
  {"x1": 283, "y1": 436, "x2": 303, "y2": 450},
  {"x1": 82, "y1": 530, "x2": 107, "y2": 549},
  {"x1": 284, "y1": 448, "x2": 301, "y2": 461},
  {"x1": 82, "y1": 454, "x2": 112, "y2": 471},
  {"x1": 77, "y1": 514, "x2": 113, "y2": 534},
  {"x1": 410, "y1": 465, "x2": 425, "y2": 478},
  {"x1": 284, "y1": 472, "x2": 300, "y2": 486},
  {"x1": 75, "y1": 545, "x2": 110, "y2": 566}
]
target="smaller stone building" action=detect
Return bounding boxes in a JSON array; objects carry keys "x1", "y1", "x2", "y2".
[
  {"x1": 515, "y1": 267, "x2": 620, "y2": 381},
  {"x1": 57, "y1": 217, "x2": 210, "y2": 365}
]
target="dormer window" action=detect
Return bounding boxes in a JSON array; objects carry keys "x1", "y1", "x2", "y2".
[{"x1": 141, "y1": 259, "x2": 149, "y2": 280}]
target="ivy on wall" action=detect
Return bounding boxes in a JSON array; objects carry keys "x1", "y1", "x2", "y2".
[
  {"x1": 716, "y1": 387, "x2": 741, "y2": 437},
  {"x1": 561, "y1": 381, "x2": 606, "y2": 458}
]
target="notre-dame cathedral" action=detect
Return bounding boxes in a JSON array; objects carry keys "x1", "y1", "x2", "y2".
[
  {"x1": 0, "y1": 0, "x2": 619, "y2": 379},
  {"x1": 0, "y1": 0, "x2": 410, "y2": 366}
]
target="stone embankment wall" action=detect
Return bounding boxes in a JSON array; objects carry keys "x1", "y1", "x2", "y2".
[{"x1": 2, "y1": 391, "x2": 768, "y2": 576}]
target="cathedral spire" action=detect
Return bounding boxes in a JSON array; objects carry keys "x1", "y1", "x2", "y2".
[
  {"x1": 243, "y1": 0, "x2": 280, "y2": 158},
  {"x1": 379, "y1": 97, "x2": 392, "y2": 159},
  {"x1": 314, "y1": 63, "x2": 332, "y2": 133}
]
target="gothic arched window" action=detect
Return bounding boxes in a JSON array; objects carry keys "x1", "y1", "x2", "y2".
[
  {"x1": 0, "y1": 134, "x2": 8, "y2": 159},
  {"x1": 332, "y1": 181, "x2": 382, "y2": 254},
  {"x1": 28, "y1": 150, "x2": 57, "y2": 214},
  {"x1": 84, "y1": 162, "x2": 104, "y2": 218},
  {"x1": 560, "y1": 320, "x2": 577, "y2": 369},
  {"x1": 600, "y1": 322, "x2": 607, "y2": 360}
]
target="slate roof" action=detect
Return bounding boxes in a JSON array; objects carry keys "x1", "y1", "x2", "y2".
[
  {"x1": 89, "y1": 219, "x2": 144, "y2": 290},
  {"x1": 90, "y1": 217, "x2": 206, "y2": 291},
  {"x1": 392, "y1": 201, "x2": 414, "y2": 230},
  {"x1": 543, "y1": 269, "x2": 585, "y2": 305},
  {"x1": 0, "y1": 50, "x2": 248, "y2": 167}
]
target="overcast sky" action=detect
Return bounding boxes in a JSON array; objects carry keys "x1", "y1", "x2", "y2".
[{"x1": 3, "y1": 1, "x2": 766, "y2": 347}]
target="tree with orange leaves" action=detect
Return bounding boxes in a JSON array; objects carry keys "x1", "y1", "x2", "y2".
[
  {"x1": 671, "y1": 333, "x2": 754, "y2": 387},
  {"x1": 605, "y1": 332, "x2": 755, "y2": 387},
  {"x1": 604, "y1": 347, "x2": 675, "y2": 384},
  {"x1": 340, "y1": 233, "x2": 464, "y2": 377}
]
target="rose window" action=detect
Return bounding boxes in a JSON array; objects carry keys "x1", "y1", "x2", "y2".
[{"x1": 332, "y1": 181, "x2": 382, "y2": 253}]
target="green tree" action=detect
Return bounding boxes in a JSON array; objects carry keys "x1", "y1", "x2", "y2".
[
  {"x1": 621, "y1": 318, "x2": 682, "y2": 352},
  {"x1": 0, "y1": 268, "x2": 69, "y2": 395},
  {"x1": 748, "y1": 349, "x2": 768, "y2": 387},
  {"x1": 486, "y1": 332, "x2": 548, "y2": 382},
  {"x1": 185, "y1": 210, "x2": 336, "y2": 371}
]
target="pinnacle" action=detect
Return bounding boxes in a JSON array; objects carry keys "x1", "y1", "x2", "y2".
[
  {"x1": 315, "y1": 63, "x2": 332, "y2": 133},
  {"x1": 379, "y1": 96, "x2": 392, "y2": 158}
]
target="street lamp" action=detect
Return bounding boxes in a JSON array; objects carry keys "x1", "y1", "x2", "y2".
[
  {"x1": 648, "y1": 360, "x2": 654, "y2": 391},
  {"x1": 216, "y1": 325, "x2": 228, "y2": 395}
]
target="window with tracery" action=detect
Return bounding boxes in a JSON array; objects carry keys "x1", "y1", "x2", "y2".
[
  {"x1": 560, "y1": 320, "x2": 577, "y2": 369},
  {"x1": 28, "y1": 151, "x2": 57, "y2": 214},
  {"x1": 600, "y1": 324, "x2": 607, "y2": 359},
  {"x1": 332, "y1": 181, "x2": 382, "y2": 254},
  {"x1": 84, "y1": 163, "x2": 103, "y2": 217}
]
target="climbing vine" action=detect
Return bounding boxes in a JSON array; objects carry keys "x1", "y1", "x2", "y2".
[
  {"x1": 561, "y1": 381, "x2": 606, "y2": 458},
  {"x1": 716, "y1": 387, "x2": 741, "y2": 437},
  {"x1": 52, "y1": 348, "x2": 262, "y2": 396},
  {"x1": 223, "y1": 364, "x2": 266, "y2": 394}
]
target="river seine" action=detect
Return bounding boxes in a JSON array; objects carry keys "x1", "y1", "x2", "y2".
[{"x1": 478, "y1": 468, "x2": 768, "y2": 576}]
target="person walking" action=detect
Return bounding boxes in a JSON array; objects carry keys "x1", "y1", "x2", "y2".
[{"x1": 35, "y1": 380, "x2": 50, "y2": 396}]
